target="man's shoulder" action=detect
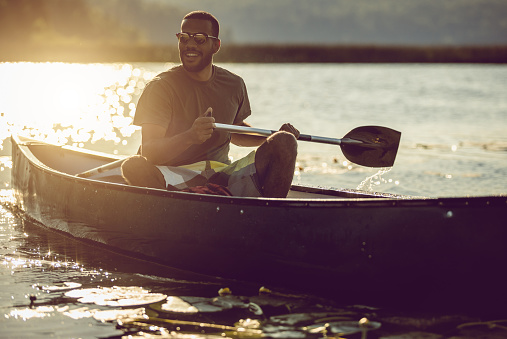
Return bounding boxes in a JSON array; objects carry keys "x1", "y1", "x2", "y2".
[
  {"x1": 154, "y1": 65, "x2": 185, "y2": 82},
  {"x1": 214, "y1": 65, "x2": 245, "y2": 84},
  {"x1": 142, "y1": 66, "x2": 185, "y2": 93}
]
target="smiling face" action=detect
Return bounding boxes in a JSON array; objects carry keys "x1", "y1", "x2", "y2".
[{"x1": 179, "y1": 18, "x2": 220, "y2": 77}]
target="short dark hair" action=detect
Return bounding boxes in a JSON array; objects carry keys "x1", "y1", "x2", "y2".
[{"x1": 183, "y1": 11, "x2": 220, "y2": 38}]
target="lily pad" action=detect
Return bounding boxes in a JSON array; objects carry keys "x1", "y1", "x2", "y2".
[
  {"x1": 156, "y1": 295, "x2": 251, "y2": 314},
  {"x1": 64, "y1": 286, "x2": 167, "y2": 307},
  {"x1": 159, "y1": 296, "x2": 200, "y2": 314},
  {"x1": 270, "y1": 312, "x2": 354, "y2": 326},
  {"x1": 159, "y1": 296, "x2": 223, "y2": 314},
  {"x1": 305, "y1": 320, "x2": 381, "y2": 335},
  {"x1": 42, "y1": 282, "x2": 82, "y2": 292}
]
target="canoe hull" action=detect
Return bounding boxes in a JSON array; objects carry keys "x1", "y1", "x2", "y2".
[{"x1": 10, "y1": 136, "x2": 507, "y2": 309}]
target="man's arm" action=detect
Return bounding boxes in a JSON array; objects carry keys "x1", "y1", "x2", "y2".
[
  {"x1": 230, "y1": 121, "x2": 266, "y2": 147},
  {"x1": 141, "y1": 108, "x2": 215, "y2": 165}
]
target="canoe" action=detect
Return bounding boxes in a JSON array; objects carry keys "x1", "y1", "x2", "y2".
[{"x1": 10, "y1": 135, "x2": 507, "y2": 310}]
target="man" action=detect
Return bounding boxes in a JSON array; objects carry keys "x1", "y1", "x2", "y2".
[{"x1": 122, "y1": 11, "x2": 298, "y2": 198}]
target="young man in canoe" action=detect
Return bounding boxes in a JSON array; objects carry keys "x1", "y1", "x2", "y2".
[{"x1": 121, "y1": 11, "x2": 299, "y2": 198}]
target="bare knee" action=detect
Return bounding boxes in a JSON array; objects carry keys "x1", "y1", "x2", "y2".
[
  {"x1": 255, "y1": 131, "x2": 298, "y2": 198},
  {"x1": 265, "y1": 131, "x2": 298, "y2": 158},
  {"x1": 121, "y1": 155, "x2": 166, "y2": 189},
  {"x1": 121, "y1": 155, "x2": 146, "y2": 181}
]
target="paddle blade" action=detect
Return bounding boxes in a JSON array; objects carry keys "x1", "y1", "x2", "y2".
[{"x1": 340, "y1": 126, "x2": 401, "y2": 167}]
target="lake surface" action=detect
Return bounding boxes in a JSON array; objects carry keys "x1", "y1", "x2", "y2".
[{"x1": 1, "y1": 62, "x2": 506, "y2": 338}]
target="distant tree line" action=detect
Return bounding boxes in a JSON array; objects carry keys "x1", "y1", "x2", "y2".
[
  {"x1": 2, "y1": 43, "x2": 507, "y2": 64},
  {"x1": 217, "y1": 45, "x2": 507, "y2": 64}
]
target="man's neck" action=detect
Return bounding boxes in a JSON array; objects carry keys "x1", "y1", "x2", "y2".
[{"x1": 185, "y1": 64, "x2": 214, "y2": 82}]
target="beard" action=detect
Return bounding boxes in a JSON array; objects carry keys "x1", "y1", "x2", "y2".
[{"x1": 180, "y1": 48, "x2": 214, "y2": 73}]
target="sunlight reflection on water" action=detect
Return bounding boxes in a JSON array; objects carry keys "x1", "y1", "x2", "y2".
[{"x1": 0, "y1": 62, "x2": 172, "y2": 155}]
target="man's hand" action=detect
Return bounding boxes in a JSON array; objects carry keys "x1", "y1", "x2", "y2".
[
  {"x1": 279, "y1": 123, "x2": 300, "y2": 139},
  {"x1": 189, "y1": 107, "x2": 215, "y2": 144}
]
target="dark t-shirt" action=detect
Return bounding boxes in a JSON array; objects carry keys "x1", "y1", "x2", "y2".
[{"x1": 134, "y1": 65, "x2": 251, "y2": 166}]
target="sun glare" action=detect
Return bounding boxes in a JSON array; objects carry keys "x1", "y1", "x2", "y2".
[
  {"x1": 0, "y1": 62, "x2": 161, "y2": 154},
  {"x1": 58, "y1": 88, "x2": 82, "y2": 111}
]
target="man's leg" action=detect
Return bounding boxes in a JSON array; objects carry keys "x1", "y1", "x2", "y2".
[
  {"x1": 121, "y1": 155, "x2": 166, "y2": 189},
  {"x1": 255, "y1": 131, "x2": 298, "y2": 198}
]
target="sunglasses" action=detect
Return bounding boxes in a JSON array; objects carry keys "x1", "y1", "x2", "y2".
[{"x1": 176, "y1": 32, "x2": 218, "y2": 45}]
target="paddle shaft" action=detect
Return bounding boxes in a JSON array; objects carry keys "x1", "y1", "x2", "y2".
[
  {"x1": 76, "y1": 158, "x2": 125, "y2": 178},
  {"x1": 214, "y1": 123, "x2": 362, "y2": 146}
]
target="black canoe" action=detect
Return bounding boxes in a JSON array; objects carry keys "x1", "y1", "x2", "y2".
[{"x1": 10, "y1": 135, "x2": 507, "y2": 310}]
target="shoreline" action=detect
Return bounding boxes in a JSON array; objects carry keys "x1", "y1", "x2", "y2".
[{"x1": 2, "y1": 43, "x2": 507, "y2": 64}]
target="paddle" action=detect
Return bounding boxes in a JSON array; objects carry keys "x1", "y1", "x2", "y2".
[
  {"x1": 214, "y1": 123, "x2": 401, "y2": 168},
  {"x1": 76, "y1": 123, "x2": 401, "y2": 177},
  {"x1": 76, "y1": 158, "x2": 125, "y2": 178}
]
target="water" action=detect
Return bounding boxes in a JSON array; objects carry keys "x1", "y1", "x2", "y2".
[{"x1": 1, "y1": 62, "x2": 506, "y2": 338}]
